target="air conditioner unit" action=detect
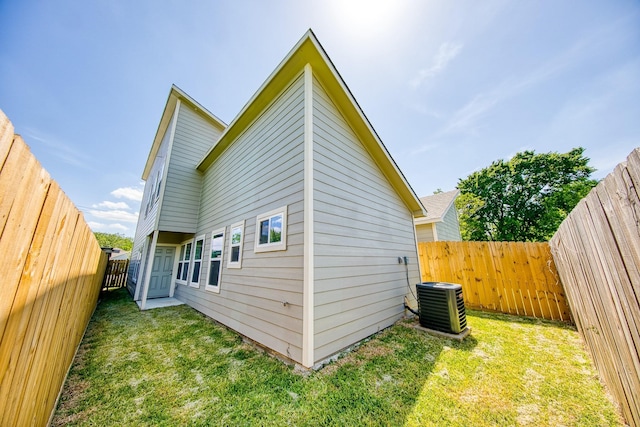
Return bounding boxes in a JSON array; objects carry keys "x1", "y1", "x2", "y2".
[{"x1": 416, "y1": 282, "x2": 467, "y2": 334}]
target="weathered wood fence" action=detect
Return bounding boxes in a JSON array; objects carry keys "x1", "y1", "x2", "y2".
[
  {"x1": 0, "y1": 110, "x2": 108, "y2": 426},
  {"x1": 103, "y1": 259, "x2": 130, "y2": 289},
  {"x1": 418, "y1": 241, "x2": 571, "y2": 321},
  {"x1": 550, "y1": 148, "x2": 640, "y2": 427}
]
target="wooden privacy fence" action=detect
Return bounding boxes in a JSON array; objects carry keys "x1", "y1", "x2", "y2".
[
  {"x1": 103, "y1": 259, "x2": 130, "y2": 289},
  {"x1": 0, "y1": 110, "x2": 108, "y2": 427},
  {"x1": 418, "y1": 241, "x2": 571, "y2": 321},
  {"x1": 550, "y1": 148, "x2": 640, "y2": 427}
]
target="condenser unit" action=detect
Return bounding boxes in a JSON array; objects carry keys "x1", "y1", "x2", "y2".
[{"x1": 416, "y1": 282, "x2": 467, "y2": 334}]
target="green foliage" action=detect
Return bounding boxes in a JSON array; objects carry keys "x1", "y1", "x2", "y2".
[
  {"x1": 93, "y1": 232, "x2": 133, "y2": 251},
  {"x1": 456, "y1": 147, "x2": 598, "y2": 241}
]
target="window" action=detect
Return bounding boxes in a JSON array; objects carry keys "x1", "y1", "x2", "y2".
[
  {"x1": 176, "y1": 241, "x2": 192, "y2": 284},
  {"x1": 130, "y1": 251, "x2": 141, "y2": 284},
  {"x1": 155, "y1": 162, "x2": 164, "y2": 200},
  {"x1": 254, "y1": 206, "x2": 287, "y2": 253},
  {"x1": 190, "y1": 235, "x2": 205, "y2": 287},
  {"x1": 227, "y1": 220, "x2": 245, "y2": 268},
  {"x1": 206, "y1": 229, "x2": 225, "y2": 292}
]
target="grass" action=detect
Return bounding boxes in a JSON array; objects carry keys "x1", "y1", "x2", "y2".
[{"x1": 52, "y1": 288, "x2": 623, "y2": 426}]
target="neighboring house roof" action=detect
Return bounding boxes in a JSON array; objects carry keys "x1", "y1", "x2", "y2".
[
  {"x1": 196, "y1": 29, "x2": 426, "y2": 218},
  {"x1": 142, "y1": 85, "x2": 227, "y2": 180},
  {"x1": 415, "y1": 189, "x2": 459, "y2": 225},
  {"x1": 111, "y1": 251, "x2": 131, "y2": 261}
]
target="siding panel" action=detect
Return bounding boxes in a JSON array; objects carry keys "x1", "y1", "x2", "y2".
[
  {"x1": 415, "y1": 223, "x2": 435, "y2": 242},
  {"x1": 174, "y1": 74, "x2": 306, "y2": 363},
  {"x1": 311, "y1": 76, "x2": 420, "y2": 362},
  {"x1": 158, "y1": 105, "x2": 223, "y2": 232},
  {"x1": 436, "y1": 206, "x2": 462, "y2": 241},
  {"x1": 128, "y1": 110, "x2": 175, "y2": 292}
]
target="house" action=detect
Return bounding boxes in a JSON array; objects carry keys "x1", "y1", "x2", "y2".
[
  {"x1": 414, "y1": 190, "x2": 462, "y2": 242},
  {"x1": 127, "y1": 30, "x2": 426, "y2": 369}
]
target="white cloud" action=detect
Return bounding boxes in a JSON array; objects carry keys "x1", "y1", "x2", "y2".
[
  {"x1": 88, "y1": 209, "x2": 139, "y2": 223},
  {"x1": 437, "y1": 93, "x2": 499, "y2": 136},
  {"x1": 410, "y1": 143, "x2": 440, "y2": 155},
  {"x1": 87, "y1": 221, "x2": 130, "y2": 233},
  {"x1": 411, "y1": 42, "x2": 463, "y2": 88},
  {"x1": 92, "y1": 201, "x2": 130, "y2": 210},
  {"x1": 111, "y1": 186, "x2": 143, "y2": 202},
  {"x1": 106, "y1": 223, "x2": 129, "y2": 232}
]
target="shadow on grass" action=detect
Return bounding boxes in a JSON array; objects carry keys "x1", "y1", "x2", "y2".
[
  {"x1": 54, "y1": 288, "x2": 482, "y2": 426},
  {"x1": 54, "y1": 289, "x2": 619, "y2": 427}
]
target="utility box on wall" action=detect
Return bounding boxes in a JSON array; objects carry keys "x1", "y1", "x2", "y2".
[{"x1": 416, "y1": 282, "x2": 467, "y2": 334}]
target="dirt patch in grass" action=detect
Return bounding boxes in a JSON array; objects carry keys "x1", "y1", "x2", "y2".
[{"x1": 51, "y1": 288, "x2": 624, "y2": 426}]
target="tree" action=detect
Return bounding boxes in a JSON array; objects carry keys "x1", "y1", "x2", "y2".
[
  {"x1": 455, "y1": 147, "x2": 598, "y2": 242},
  {"x1": 94, "y1": 232, "x2": 134, "y2": 251}
]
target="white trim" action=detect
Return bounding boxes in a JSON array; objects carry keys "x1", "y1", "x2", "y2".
[
  {"x1": 254, "y1": 206, "x2": 288, "y2": 253},
  {"x1": 153, "y1": 100, "x2": 180, "y2": 231},
  {"x1": 302, "y1": 63, "x2": 314, "y2": 368},
  {"x1": 227, "y1": 220, "x2": 245, "y2": 269},
  {"x1": 189, "y1": 234, "x2": 206, "y2": 288},
  {"x1": 205, "y1": 228, "x2": 225, "y2": 293},
  {"x1": 175, "y1": 239, "x2": 193, "y2": 286},
  {"x1": 140, "y1": 230, "x2": 159, "y2": 310},
  {"x1": 411, "y1": 217, "x2": 422, "y2": 310},
  {"x1": 133, "y1": 237, "x2": 151, "y2": 301},
  {"x1": 167, "y1": 244, "x2": 180, "y2": 297}
]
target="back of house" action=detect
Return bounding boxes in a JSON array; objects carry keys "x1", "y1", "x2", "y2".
[{"x1": 127, "y1": 30, "x2": 425, "y2": 368}]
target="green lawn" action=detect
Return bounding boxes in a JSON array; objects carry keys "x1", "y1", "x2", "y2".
[{"x1": 52, "y1": 288, "x2": 622, "y2": 426}]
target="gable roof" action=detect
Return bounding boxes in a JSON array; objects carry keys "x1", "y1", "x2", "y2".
[
  {"x1": 142, "y1": 84, "x2": 226, "y2": 180},
  {"x1": 196, "y1": 29, "x2": 426, "y2": 218},
  {"x1": 416, "y1": 189, "x2": 459, "y2": 224}
]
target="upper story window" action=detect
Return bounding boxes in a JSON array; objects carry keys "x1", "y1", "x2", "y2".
[
  {"x1": 227, "y1": 220, "x2": 245, "y2": 268},
  {"x1": 154, "y1": 163, "x2": 165, "y2": 201},
  {"x1": 144, "y1": 160, "x2": 165, "y2": 218},
  {"x1": 254, "y1": 206, "x2": 287, "y2": 253}
]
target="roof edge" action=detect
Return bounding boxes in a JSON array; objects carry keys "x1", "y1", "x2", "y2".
[
  {"x1": 142, "y1": 85, "x2": 227, "y2": 180},
  {"x1": 196, "y1": 29, "x2": 426, "y2": 217}
]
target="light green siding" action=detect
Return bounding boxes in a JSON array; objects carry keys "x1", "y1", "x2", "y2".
[
  {"x1": 435, "y1": 205, "x2": 462, "y2": 241},
  {"x1": 158, "y1": 105, "x2": 223, "y2": 233},
  {"x1": 311, "y1": 76, "x2": 421, "y2": 362},
  {"x1": 128, "y1": 110, "x2": 175, "y2": 294},
  {"x1": 174, "y1": 74, "x2": 306, "y2": 363}
]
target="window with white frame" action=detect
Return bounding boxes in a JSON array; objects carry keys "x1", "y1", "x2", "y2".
[
  {"x1": 206, "y1": 229, "x2": 225, "y2": 292},
  {"x1": 176, "y1": 241, "x2": 192, "y2": 284},
  {"x1": 130, "y1": 251, "x2": 141, "y2": 284},
  {"x1": 154, "y1": 162, "x2": 164, "y2": 201},
  {"x1": 227, "y1": 220, "x2": 244, "y2": 268},
  {"x1": 190, "y1": 235, "x2": 205, "y2": 287},
  {"x1": 255, "y1": 206, "x2": 287, "y2": 253}
]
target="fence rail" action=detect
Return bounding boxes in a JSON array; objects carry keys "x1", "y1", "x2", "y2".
[
  {"x1": 0, "y1": 110, "x2": 108, "y2": 427},
  {"x1": 418, "y1": 241, "x2": 571, "y2": 322},
  {"x1": 550, "y1": 148, "x2": 640, "y2": 427},
  {"x1": 103, "y1": 259, "x2": 130, "y2": 289}
]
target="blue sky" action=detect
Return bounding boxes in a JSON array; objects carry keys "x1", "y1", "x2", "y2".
[{"x1": 1, "y1": 0, "x2": 639, "y2": 236}]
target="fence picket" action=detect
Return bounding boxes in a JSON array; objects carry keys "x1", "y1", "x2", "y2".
[
  {"x1": 550, "y1": 148, "x2": 640, "y2": 427},
  {"x1": 0, "y1": 110, "x2": 107, "y2": 427},
  {"x1": 418, "y1": 241, "x2": 568, "y2": 321}
]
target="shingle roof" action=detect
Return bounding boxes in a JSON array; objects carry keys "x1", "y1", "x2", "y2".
[{"x1": 418, "y1": 189, "x2": 459, "y2": 223}]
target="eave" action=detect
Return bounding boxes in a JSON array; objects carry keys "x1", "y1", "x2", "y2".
[
  {"x1": 142, "y1": 85, "x2": 226, "y2": 180},
  {"x1": 197, "y1": 29, "x2": 426, "y2": 218}
]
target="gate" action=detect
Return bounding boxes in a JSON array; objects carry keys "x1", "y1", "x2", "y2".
[{"x1": 102, "y1": 259, "x2": 129, "y2": 289}]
